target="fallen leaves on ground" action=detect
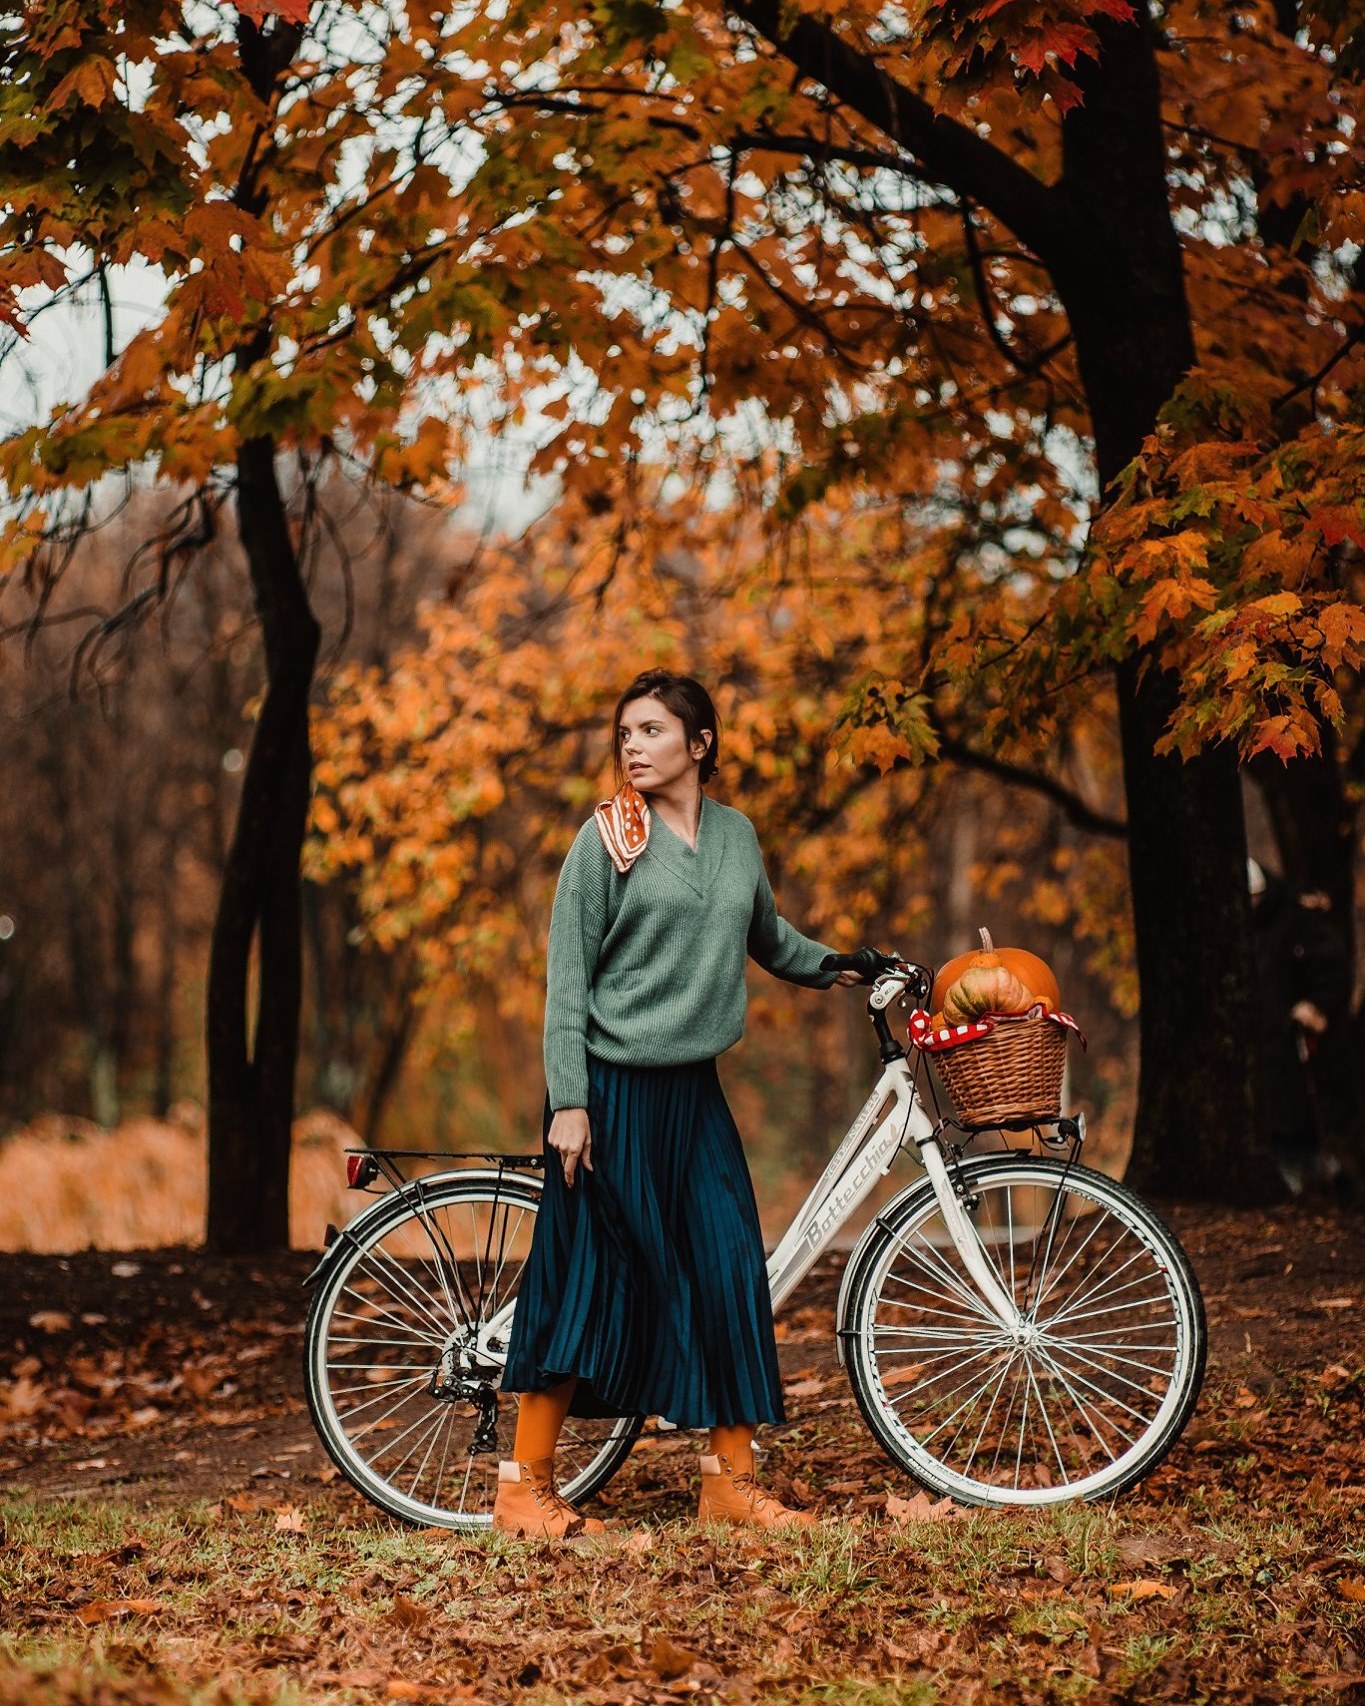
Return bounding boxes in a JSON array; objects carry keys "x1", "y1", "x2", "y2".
[
  {"x1": 886, "y1": 1489, "x2": 961, "y2": 1523},
  {"x1": 646, "y1": 1634, "x2": 698, "y2": 1680},
  {"x1": 1, "y1": 1209, "x2": 1362, "y2": 1704},
  {"x1": 1109, "y1": 1578, "x2": 1179, "y2": 1601},
  {"x1": 72, "y1": 1598, "x2": 163, "y2": 1625}
]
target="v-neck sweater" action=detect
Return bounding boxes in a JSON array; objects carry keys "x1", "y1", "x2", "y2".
[{"x1": 543, "y1": 793, "x2": 842, "y2": 1110}]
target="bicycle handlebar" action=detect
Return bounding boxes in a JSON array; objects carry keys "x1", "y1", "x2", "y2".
[
  {"x1": 820, "y1": 947, "x2": 933, "y2": 1005},
  {"x1": 820, "y1": 947, "x2": 897, "y2": 980}
]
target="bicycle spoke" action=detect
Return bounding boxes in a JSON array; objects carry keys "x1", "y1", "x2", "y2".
[
  {"x1": 879, "y1": 1282, "x2": 1002, "y2": 1326},
  {"x1": 340, "y1": 1372, "x2": 433, "y2": 1433},
  {"x1": 1026, "y1": 1202, "x2": 1114, "y2": 1315},
  {"x1": 359, "y1": 1393, "x2": 453, "y2": 1466},
  {"x1": 349, "y1": 1238, "x2": 451, "y2": 1333},
  {"x1": 1028, "y1": 1345, "x2": 1130, "y2": 1460},
  {"x1": 352, "y1": 1244, "x2": 457, "y2": 1342},
  {"x1": 1042, "y1": 1339, "x2": 1172, "y2": 1406},
  {"x1": 900, "y1": 1225, "x2": 1012, "y2": 1323},
  {"x1": 1030, "y1": 1343, "x2": 1147, "y2": 1439},
  {"x1": 406, "y1": 1405, "x2": 451, "y2": 1500},
  {"x1": 1055, "y1": 1339, "x2": 1178, "y2": 1379},
  {"x1": 959, "y1": 1349, "x2": 1018, "y2": 1473},
  {"x1": 873, "y1": 1323, "x2": 996, "y2": 1343},
  {"x1": 308, "y1": 1176, "x2": 640, "y2": 1529},
  {"x1": 1037, "y1": 1244, "x2": 1153, "y2": 1329},
  {"x1": 1040, "y1": 1283, "x2": 1174, "y2": 1332},
  {"x1": 891, "y1": 1342, "x2": 1010, "y2": 1423},
  {"x1": 851, "y1": 1157, "x2": 1201, "y2": 1505},
  {"x1": 400, "y1": 1204, "x2": 465, "y2": 1333},
  {"x1": 331, "y1": 1296, "x2": 443, "y2": 1346},
  {"x1": 986, "y1": 1354, "x2": 1029, "y2": 1481},
  {"x1": 1024, "y1": 1360, "x2": 1070, "y2": 1487}
]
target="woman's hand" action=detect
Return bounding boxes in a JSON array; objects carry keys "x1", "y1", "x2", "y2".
[
  {"x1": 548, "y1": 1107, "x2": 593, "y2": 1187},
  {"x1": 824, "y1": 947, "x2": 903, "y2": 986}
]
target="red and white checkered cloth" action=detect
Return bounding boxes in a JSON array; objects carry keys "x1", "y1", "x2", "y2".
[{"x1": 907, "y1": 1006, "x2": 1087, "y2": 1052}]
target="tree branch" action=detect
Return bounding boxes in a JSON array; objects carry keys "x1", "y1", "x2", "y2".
[
  {"x1": 937, "y1": 736, "x2": 1128, "y2": 837},
  {"x1": 729, "y1": 127, "x2": 944, "y2": 184},
  {"x1": 1271, "y1": 321, "x2": 1365, "y2": 413},
  {"x1": 724, "y1": 1, "x2": 1072, "y2": 261}
]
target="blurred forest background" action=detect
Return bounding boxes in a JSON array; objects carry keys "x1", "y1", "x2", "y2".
[
  {"x1": 0, "y1": 468, "x2": 1352, "y2": 1252},
  {"x1": 3, "y1": 0, "x2": 1365, "y2": 1252}
]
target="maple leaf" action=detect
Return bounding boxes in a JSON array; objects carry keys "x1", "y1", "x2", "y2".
[
  {"x1": 648, "y1": 1636, "x2": 699, "y2": 1681},
  {"x1": 233, "y1": 0, "x2": 312, "y2": 23},
  {"x1": 1109, "y1": 1579, "x2": 1178, "y2": 1600},
  {"x1": 1016, "y1": 21, "x2": 1097, "y2": 74},
  {"x1": 886, "y1": 1491, "x2": 960, "y2": 1523},
  {"x1": 74, "y1": 1598, "x2": 164, "y2": 1625}
]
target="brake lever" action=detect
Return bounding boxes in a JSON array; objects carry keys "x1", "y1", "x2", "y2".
[{"x1": 867, "y1": 957, "x2": 932, "y2": 1009}]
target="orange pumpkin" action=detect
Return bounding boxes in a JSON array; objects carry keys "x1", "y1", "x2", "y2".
[{"x1": 930, "y1": 928, "x2": 1062, "y2": 1015}]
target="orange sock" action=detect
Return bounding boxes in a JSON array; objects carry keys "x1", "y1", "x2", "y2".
[
  {"x1": 512, "y1": 1376, "x2": 576, "y2": 1462},
  {"x1": 708, "y1": 1423, "x2": 755, "y2": 1472}
]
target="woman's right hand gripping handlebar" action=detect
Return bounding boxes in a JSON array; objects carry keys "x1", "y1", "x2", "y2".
[{"x1": 549, "y1": 1107, "x2": 593, "y2": 1187}]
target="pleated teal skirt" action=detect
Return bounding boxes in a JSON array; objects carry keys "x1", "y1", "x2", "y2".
[{"x1": 500, "y1": 1051, "x2": 785, "y2": 1429}]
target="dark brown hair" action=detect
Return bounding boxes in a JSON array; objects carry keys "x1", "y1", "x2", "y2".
[{"x1": 610, "y1": 670, "x2": 720, "y2": 788}]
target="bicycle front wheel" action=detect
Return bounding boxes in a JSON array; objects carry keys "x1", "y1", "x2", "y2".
[
  {"x1": 303, "y1": 1171, "x2": 642, "y2": 1529},
  {"x1": 842, "y1": 1154, "x2": 1205, "y2": 1506}
]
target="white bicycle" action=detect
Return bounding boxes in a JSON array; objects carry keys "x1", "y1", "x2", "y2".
[{"x1": 302, "y1": 950, "x2": 1206, "y2": 1528}]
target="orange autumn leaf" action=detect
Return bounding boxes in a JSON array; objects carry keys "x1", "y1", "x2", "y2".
[{"x1": 74, "y1": 1598, "x2": 164, "y2": 1626}]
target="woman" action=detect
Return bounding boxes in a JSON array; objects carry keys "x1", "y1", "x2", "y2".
[{"x1": 495, "y1": 669, "x2": 874, "y2": 1537}]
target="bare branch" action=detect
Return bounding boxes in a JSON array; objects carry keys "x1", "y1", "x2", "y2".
[
  {"x1": 1271, "y1": 321, "x2": 1365, "y2": 413},
  {"x1": 937, "y1": 736, "x2": 1127, "y2": 837},
  {"x1": 724, "y1": 1, "x2": 1072, "y2": 262}
]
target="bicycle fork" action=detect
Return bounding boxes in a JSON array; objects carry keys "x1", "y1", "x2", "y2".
[
  {"x1": 771, "y1": 1062, "x2": 1023, "y2": 1334},
  {"x1": 912, "y1": 1134, "x2": 1022, "y2": 1330}
]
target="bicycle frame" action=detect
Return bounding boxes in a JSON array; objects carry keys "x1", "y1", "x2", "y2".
[
  {"x1": 464, "y1": 972, "x2": 1023, "y2": 1365},
  {"x1": 764, "y1": 1053, "x2": 1020, "y2": 1330}
]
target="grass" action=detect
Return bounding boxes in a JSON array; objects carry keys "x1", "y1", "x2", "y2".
[{"x1": 3, "y1": 1476, "x2": 1361, "y2": 1705}]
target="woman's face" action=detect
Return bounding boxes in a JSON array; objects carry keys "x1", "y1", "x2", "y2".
[{"x1": 618, "y1": 695, "x2": 711, "y2": 792}]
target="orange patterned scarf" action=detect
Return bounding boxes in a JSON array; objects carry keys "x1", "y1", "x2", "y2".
[{"x1": 593, "y1": 780, "x2": 651, "y2": 873}]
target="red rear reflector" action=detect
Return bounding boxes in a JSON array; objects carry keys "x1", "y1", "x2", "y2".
[{"x1": 346, "y1": 1154, "x2": 366, "y2": 1188}]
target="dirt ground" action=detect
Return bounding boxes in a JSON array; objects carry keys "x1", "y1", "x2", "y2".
[
  {"x1": 2, "y1": 1201, "x2": 1363, "y2": 1706},
  {"x1": 0, "y1": 1199, "x2": 1360, "y2": 1512}
]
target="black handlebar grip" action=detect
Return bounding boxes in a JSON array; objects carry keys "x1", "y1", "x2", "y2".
[{"x1": 819, "y1": 946, "x2": 904, "y2": 982}]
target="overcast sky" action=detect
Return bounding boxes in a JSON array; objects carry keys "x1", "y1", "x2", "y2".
[{"x1": 1, "y1": 257, "x2": 560, "y2": 540}]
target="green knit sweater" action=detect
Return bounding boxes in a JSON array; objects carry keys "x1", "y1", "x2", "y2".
[{"x1": 543, "y1": 792, "x2": 841, "y2": 1110}]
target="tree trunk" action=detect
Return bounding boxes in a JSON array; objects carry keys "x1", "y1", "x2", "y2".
[
  {"x1": 737, "y1": 0, "x2": 1271, "y2": 1199},
  {"x1": 153, "y1": 834, "x2": 178, "y2": 1119},
  {"x1": 1251, "y1": 739, "x2": 1356, "y2": 949},
  {"x1": 206, "y1": 436, "x2": 320, "y2": 1253},
  {"x1": 1114, "y1": 661, "x2": 1273, "y2": 1195},
  {"x1": 1055, "y1": 10, "x2": 1273, "y2": 1199},
  {"x1": 1253, "y1": 741, "x2": 1363, "y2": 1188},
  {"x1": 359, "y1": 994, "x2": 419, "y2": 1147}
]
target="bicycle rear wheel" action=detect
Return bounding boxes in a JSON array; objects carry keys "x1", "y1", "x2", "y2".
[
  {"x1": 303, "y1": 1171, "x2": 642, "y2": 1529},
  {"x1": 842, "y1": 1154, "x2": 1205, "y2": 1505}
]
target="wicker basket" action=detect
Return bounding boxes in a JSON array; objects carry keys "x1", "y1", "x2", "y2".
[{"x1": 932, "y1": 1010, "x2": 1068, "y2": 1129}]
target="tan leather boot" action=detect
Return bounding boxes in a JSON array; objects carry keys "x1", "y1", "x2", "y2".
[
  {"x1": 697, "y1": 1451, "x2": 815, "y2": 1529},
  {"x1": 491, "y1": 1456, "x2": 606, "y2": 1538}
]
